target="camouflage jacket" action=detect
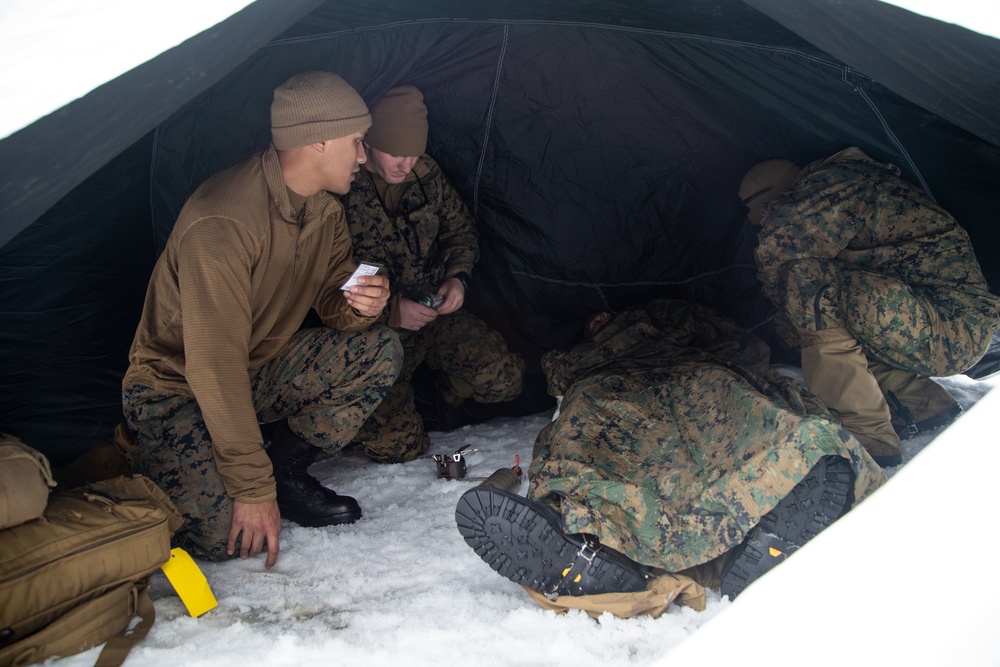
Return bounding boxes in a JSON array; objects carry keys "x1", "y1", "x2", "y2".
[
  {"x1": 343, "y1": 155, "x2": 479, "y2": 328},
  {"x1": 756, "y1": 147, "x2": 999, "y2": 318},
  {"x1": 532, "y1": 298, "x2": 885, "y2": 571}
]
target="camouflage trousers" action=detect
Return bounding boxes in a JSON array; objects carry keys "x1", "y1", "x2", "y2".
[
  {"x1": 528, "y1": 363, "x2": 885, "y2": 572},
  {"x1": 355, "y1": 310, "x2": 524, "y2": 464},
  {"x1": 122, "y1": 326, "x2": 401, "y2": 560},
  {"x1": 771, "y1": 258, "x2": 994, "y2": 376}
]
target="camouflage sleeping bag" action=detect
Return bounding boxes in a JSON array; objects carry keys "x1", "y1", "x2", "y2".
[{"x1": 529, "y1": 297, "x2": 886, "y2": 572}]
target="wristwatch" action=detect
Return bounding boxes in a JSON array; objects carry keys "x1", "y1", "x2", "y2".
[{"x1": 452, "y1": 272, "x2": 471, "y2": 291}]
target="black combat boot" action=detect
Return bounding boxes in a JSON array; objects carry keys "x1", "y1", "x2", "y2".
[
  {"x1": 266, "y1": 421, "x2": 362, "y2": 527},
  {"x1": 720, "y1": 455, "x2": 854, "y2": 599},
  {"x1": 455, "y1": 486, "x2": 650, "y2": 596}
]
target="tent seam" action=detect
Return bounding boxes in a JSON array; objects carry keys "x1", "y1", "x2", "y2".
[
  {"x1": 510, "y1": 263, "x2": 759, "y2": 288},
  {"x1": 472, "y1": 24, "x2": 509, "y2": 215},
  {"x1": 148, "y1": 126, "x2": 163, "y2": 258},
  {"x1": 846, "y1": 71, "x2": 936, "y2": 202}
]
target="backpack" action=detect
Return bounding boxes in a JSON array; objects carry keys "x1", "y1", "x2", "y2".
[
  {"x1": 0, "y1": 435, "x2": 56, "y2": 531},
  {"x1": 0, "y1": 472, "x2": 181, "y2": 667}
]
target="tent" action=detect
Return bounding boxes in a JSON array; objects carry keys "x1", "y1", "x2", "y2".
[{"x1": 1, "y1": 0, "x2": 998, "y2": 467}]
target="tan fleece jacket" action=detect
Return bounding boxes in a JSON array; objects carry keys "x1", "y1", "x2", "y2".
[{"x1": 123, "y1": 146, "x2": 374, "y2": 503}]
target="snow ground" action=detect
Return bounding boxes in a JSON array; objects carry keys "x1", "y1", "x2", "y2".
[{"x1": 41, "y1": 369, "x2": 1000, "y2": 667}]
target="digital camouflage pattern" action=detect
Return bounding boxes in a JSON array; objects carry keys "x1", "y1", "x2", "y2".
[
  {"x1": 122, "y1": 326, "x2": 401, "y2": 560},
  {"x1": 755, "y1": 147, "x2": 1000, "y2": 375},
  {"x1": 344, "y1": 155, "x2": 523, "y2": 462},
  {"x1": 344, "y1": 155, "x2": 478, "y2": 323},
  {"x1": 529, "y1": 298, "x2": 886, "y2": 572},
  {"x1": 354, "y1": 311, "x2": 524, "y2": 463}
]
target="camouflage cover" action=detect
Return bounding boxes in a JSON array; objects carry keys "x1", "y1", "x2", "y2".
[{"x1": 530, "y1": 298, "x2": 885, "y2": 572}]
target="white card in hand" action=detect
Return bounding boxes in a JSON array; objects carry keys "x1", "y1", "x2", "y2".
[{"x1": 340, "y1": 263, "x2": 381, "y2": 290}]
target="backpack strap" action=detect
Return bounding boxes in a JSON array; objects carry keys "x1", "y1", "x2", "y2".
[
  {"x1": 94, "y1": 579, "x2": 156, "y2": 667},
  {"x1": 0, "y1": 580, "x2": 156, "y2": 667}
]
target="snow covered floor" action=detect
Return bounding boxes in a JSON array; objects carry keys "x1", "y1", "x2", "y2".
[{"x1": 45, "y1": 370, "x2": 999, "y2": 667}]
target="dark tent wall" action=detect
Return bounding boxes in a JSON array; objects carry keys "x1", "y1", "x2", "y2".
[
  {"x1": 2, "y1": 0, "x2": 999, "y2": 464},
  {"x1": 150, "y1": 1, "x2": 1000, "y2": 346},
  {"x1": 0, "y1": 136, "x2": 155, "y2": 462}
]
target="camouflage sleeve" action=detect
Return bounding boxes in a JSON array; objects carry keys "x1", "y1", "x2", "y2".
[
  {"x1": 541, "y1": 349, "x2": 576, "y2": 397},
  {"x1": 424, "y1": 160, "x2": 479, "y2": 281},
  {"x1": 755, "y1": 154, "x2": 877, "y2": 291}
]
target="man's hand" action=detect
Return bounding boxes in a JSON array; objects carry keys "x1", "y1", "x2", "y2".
[
  {"x1": 344, "y1": 274, "x2": 391, "y2": 317},
  {"x1": 227, "y1": 498, "x2": 281, "y2": 568},
  {"x1": 435, "y1": 277, "x2": 466, "y2": 315},
  {"x1": 398, "y1": 297, "x2": 439, "y2": 331}
]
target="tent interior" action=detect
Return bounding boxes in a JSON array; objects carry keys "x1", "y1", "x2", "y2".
[{"x1": 1, "y1": 0, "x2": 999, "y2": 466}]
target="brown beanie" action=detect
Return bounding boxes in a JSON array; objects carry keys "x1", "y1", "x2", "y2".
[
  {"x1": 738, "y1": 159, "x2": 801, "y2": 224},
  {"x1": 271, "y1": 71, "x2": 372, "y2": 150},
  {"x1": 364, "y1": 85, "x2": 428, "y2": 157}
]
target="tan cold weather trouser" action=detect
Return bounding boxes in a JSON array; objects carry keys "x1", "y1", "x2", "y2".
[
  {"x1": 867, "y1": 360, "x2": 959, "y2": 436},
  {"x1": 799, "y1": 326, "x2": 901, "y2": 464}
]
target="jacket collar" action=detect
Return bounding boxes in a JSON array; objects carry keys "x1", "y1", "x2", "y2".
[{"x1": 263, "y1": 144, "x2": 338, "y2": 227}]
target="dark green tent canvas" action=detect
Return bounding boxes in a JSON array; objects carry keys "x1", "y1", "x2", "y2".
[{"x1": 1, "y1": 0, "x2": 998, "y2": 463}]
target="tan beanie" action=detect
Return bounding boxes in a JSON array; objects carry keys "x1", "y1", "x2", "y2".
[
  {"x1": 738, "y1": 159, "x2": 801, "y2": 224},
  {"x1": 364, "y1": 85, "x2": 428, "y2": 157},
  {"x1": 271, "y1": 71, "x2": 372, "y2": 150}
]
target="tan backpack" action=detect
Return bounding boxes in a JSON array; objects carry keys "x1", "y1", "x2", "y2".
[
  {"x1": 0, "y1": 435, "x2": 57, "y2": 530},
  {"x1": 0, "y1": 445, "x2": 181, "y2": 667}
]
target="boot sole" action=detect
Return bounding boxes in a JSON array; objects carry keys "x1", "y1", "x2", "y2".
[
  {"x1": 720, "y1": 455, "x2": 854, "y2": 600},
  {"x1": 455, "y1": 487, "x2": 648, "y2": 596}
]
